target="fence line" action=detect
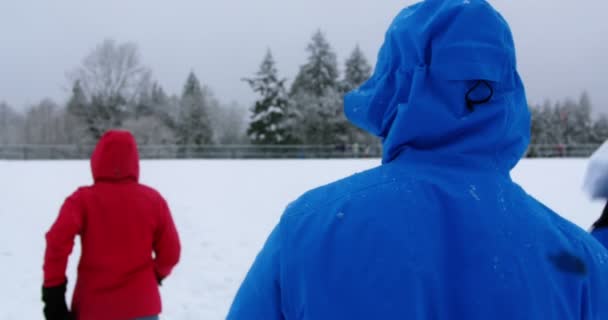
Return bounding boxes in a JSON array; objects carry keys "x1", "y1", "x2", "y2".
[
  {"x1": 526, "y1": 144, "x2": 601, "y2": 158},
  {"x1": 0, "y1": 143, "x2": 601, "y2": 160},
  {"x1": 0, "y1": 144, "x2": 383, "y2": 160}
]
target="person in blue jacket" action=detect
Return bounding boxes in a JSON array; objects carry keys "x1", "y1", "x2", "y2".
[
  {"x1": 591, "y1": 203, "x2": 608, "y2": 247},
  {"x1": 228, "y1": 1, "x2": 608, "y2": 319}
]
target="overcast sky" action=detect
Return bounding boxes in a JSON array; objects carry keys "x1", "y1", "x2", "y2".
[{"x1": 1, "y1": 0, "x2": 607, "y2": 114}]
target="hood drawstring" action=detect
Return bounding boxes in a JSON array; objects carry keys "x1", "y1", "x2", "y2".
[{"x1": 466, "y1": 80, "x2": 494, "y2": 111}]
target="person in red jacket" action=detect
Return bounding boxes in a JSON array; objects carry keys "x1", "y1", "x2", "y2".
[{"x1": 42, "y1": 130, "x2": 181, "y2": 320}]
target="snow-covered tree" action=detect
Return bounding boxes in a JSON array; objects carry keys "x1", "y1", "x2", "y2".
[
  {"x1": 84, "y1": 94, "x2": 128, "y2": 139},
  {"x1": 342, "y1": 46, "x2": 377, "y2": 146},
  {"x1": 556, "y1": 95, "x2": 592, "y2": 144},
  {"x1": 573, "y1": 91, "x2": 593, "y2": 143},
  {"x1": 68, "y1": 39, "x2": 152, "y2": 139},
  {"x1": 66, "y1": 81, "x2": 87, "y2": 118},
  {"x1": 290, "y1": 31, "x2": 347, "y2": 144},
  {"x1": 593, "y1": 115, "x2": 608, "y2": 144},
  {"x1": 550, "y1": 97, "x2": 589, "y2": 145},
  {"x1": 176, "y1": 72, "x2": 213, "y2": 146},
  {"x1": 132, "y1": 82, "x2": 169, "y2": 118},
  {"x1": 212, "y1": 101, "x2": 248, "y2": 144},
  {"x1": 245, "y1": 50, "x2": 292, "y2": 144},
  {"x1": 530, "y1": 100, "x2": 556, "y2": 145},
  {"x1": 342, "y1": 45, "x2": 372, "y2": 93},
  {"x1": 150, "y1": 83, "x2": 170, "y2": 113},
  {"x1": 23, "y1": 99, "x2": 66, "y2": 144},
  {"x1": 0, "y1": 102, "x2": 23, "y2": 145},
  {"x1": 545, "y1": 101, "x2": 565, "y2": 145},
  {"x1": 123, "y1": 81, "x2": 175, "y2": 144},
  {"x1": 122, "y1": 115, "x2": 174, "y2": 145},
  {"x1": 528, "y1": 93, "x2": 599, "y2": 157},
  {"x1": 69, "y1": 39, "x2": 152, "y2": 105},
  {"x1": 529, "y1": 105, "x2": 542, "y2": 144},
  {"x1": 290, "y1": 30, "x2": 339, "y2": 97},
  {"x1": 291, "y1": 87, "x2": 349, "y2": 145},
  {"x1": 63, "y1": 81, "x2": 90, "y2": 143}
]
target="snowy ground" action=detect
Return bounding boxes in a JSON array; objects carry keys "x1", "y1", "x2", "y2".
[{"x1": 0, "y1": 159, "x2": 603, "y2": 319}]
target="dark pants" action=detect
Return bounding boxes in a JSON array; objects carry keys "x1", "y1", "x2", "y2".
[{"x1": 135, "y1": 317, "x2": 159, "y2": 320}]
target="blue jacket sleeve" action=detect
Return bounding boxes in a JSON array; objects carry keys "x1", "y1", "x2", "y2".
[{"x1": 227, "y1": 224, "x2": 285, "y2": 319}]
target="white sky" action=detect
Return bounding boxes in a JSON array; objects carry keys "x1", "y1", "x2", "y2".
[{"x1": 1, "y1": 0, "x2": 607, "y2": 113}]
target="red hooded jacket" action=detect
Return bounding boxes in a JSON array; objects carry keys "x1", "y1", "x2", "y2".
[{"x1": 43, "y1": 130, "x2": 181, "y2": 320}]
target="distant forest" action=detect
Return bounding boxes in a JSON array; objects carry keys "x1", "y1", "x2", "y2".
[{"x1": 0, "y1": 34, "x2": 605, "y2": 149}]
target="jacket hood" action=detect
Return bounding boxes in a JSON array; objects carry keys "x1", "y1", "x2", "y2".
[
  {"x1": 91, "y1": 130, "x2": 140, "y2": 182},
  {"x1": 344, "y1": 0, "x2": 530, "y2": 171}
]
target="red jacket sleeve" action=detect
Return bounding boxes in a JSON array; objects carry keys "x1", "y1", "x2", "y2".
[
  {"x1": 43, "y1": 190, "x2": 84, "y2": 287},
  {"x1": 153, "y1": 197, "x2": 181, "y2": 280}
]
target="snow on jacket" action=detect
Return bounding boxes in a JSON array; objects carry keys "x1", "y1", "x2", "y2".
[
  {"x1": 228, "y1": 1, "x2": 608, "y2": 319},
  {"x1": 43, "y1": 130, "x2": 181, "y2": 320}
]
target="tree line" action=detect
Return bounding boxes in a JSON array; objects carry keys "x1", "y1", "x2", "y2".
[
  {"x1": 530, "y1": 92, "x2": 608, "y2": 146},
  {"x1": 0, "y1": 32, "x2": 605, "y2": 150},
  {"x1": 0, "y1": 31, "x2": 376, "y2": 147},
  {"x1": 0, "y1": 39, "x2": 248, "y2": 146}
]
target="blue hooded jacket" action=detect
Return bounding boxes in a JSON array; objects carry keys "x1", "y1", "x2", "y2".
[
  {"x1": 592, "y1": 228, "x2": 608, "y2": 250},
  {"x1": 228, "y1": 1, "x2": 608, "y2": 319}
]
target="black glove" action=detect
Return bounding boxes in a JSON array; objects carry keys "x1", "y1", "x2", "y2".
[{"x1": 42, "y1": 281, "x2": 72, "y2": 320}]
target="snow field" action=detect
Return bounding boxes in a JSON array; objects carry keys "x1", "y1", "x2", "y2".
[{"x1": 0, "y1": 159, "x2": 601, "y2": 319}]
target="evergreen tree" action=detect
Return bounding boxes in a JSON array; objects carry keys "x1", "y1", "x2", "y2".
[
  {"x1": 556, "y1": 95, "x2": 592, "y2": 144},
  {"x1": 87, "y1": 94, "x2": 128, "y2": 139},
  {"x1": 574, "y1": 91, "x2": 593, "y2": 143},
  {"x1": 529, "y1": 105, "x2": 541, "y2": 144},
  {"x1": 561, "y1": 99, "x2": 577, "y2": 144},
  {"x1": 65, "y1": 79, "x2": 129, "y2": 140},
  {"x1": 342, "y1": 45, "x2": 377, "y2": 146},
  {"x1": 528, "y1": 94, "x2": 597, "y2": 156},
  {"x1": 290, "y1": 30, "x2": 339, "y2": 97},
  {"x1": 530, "y1": 102, "x2": 551, "y2": 145},
  {"x1": 64, "y1": 81, "x2": 92, "y2": 143},
  {"x1": 551, "y1": 101, "x2": 567, "y2": 145},
  {"x1": 147, "y1": 82, "x2": 180, "y2": 132},
  {"x1": 134, "y1": 82, "x2": 168, "y2": 119},
  {"x1": 529, "y1": 102, "x2": 556, "y2": 156},
  {"x1": 245, "y1": 50, "x2": 292, "y2": 144},
  {"x1": 537, "y1": 100, "x2": 554, "y2": 144},
  {"x1": 342, "y1": 45, "x2": 372, "y2": 93},
  {"x1": 176, "y1": 72, "x2": 213, "y2": 146},
  {"x1": 290, "y1": 30, "x2": 345, "y2": 144},
  {"x1": 123, "y1": 82, "x2": 176, "y2": 145},
  {"x1": 66, "y1": 81, "x2": 88, "y2": 118},
  {"x1": 151, "y1": 83, "x2": 169, "y2": 109},
  {"x1": 593, "y1": 115, "x2": 608, "y2": 143},
  {"x1": 299, "y1": 87, "x2": 349, "y2": 145}
]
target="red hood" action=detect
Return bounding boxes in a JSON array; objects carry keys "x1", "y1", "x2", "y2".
[{"x1": 91, "y1": 130, "x2": 140, "y2": 182}]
